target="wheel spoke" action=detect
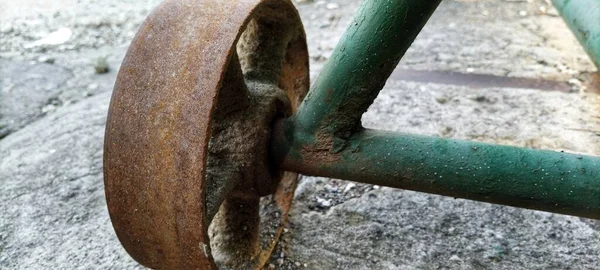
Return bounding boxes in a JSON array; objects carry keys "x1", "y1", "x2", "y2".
[
  {"x1": 104, "y1": 1, "x2": 308, "y2": 269},
  {"x1": 209, "y1": 195, "x2": 261, "y2": 268},
  {"x1": 237, "y1": 5, "x2": 302, "y2": 86},
  {"x1": 205, "y1": 51, "x2": 251, "y2": 222}
]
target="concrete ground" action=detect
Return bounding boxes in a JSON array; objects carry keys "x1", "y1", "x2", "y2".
[{"x1": 1, "y1": 0, "x2": 599, "y2": 269}]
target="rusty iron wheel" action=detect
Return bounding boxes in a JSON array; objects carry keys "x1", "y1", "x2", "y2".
[{"x1": 103, "y1": 0, "x2": 308, "y2": 268}]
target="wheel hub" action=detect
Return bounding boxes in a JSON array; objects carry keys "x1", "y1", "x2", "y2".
[{"x1": 103, "y1": 0, "x2": 308, "y2": 268}]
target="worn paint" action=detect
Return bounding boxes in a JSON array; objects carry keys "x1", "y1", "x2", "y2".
[
  {"x1": 269, "y1": 0, "x2": 600, "y2": 220},
  {"x1": 272, "y1": 121, "x2": 600, "y2": 220},
  {"x1": 553, "y1": 0, "x2": 600, "y2": 70},
  {"x1": 293, "y1": 0, "x2": 442, "y2": 139},
  {"x1": 104, "y1": 0, "x2": 308, "y2": 269}
]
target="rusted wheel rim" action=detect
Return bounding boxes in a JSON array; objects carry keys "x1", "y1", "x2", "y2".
[{"x1": 103, "y1": 0, "x2": 308, "y2": 268}]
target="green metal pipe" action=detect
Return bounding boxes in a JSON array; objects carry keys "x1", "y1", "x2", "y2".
[
  {"x1": 553, "y1": 0, "x2": 600, "y2": 70},
  {"x1": 271, "y1": 120, "x2": 600, "y2": 219},
  {"x1": 274, "y1": 0, "x2": 600, "y2": 219},
  {"x1": 294, "y1": 0, "x2": 442, "y2": 137}
]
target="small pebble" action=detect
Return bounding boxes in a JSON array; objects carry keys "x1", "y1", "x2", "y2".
[
  {"x1": 92, "y1": 57, "x2": 109, "y2": 74},
  {"x1": 344, "y1": 183, "x2": 356, "y2": 193},
  {"x1": 26, "y1": 27, "x2": 72, "y2": 48},
  {"x1": 449, "y1": 255, "x2": 461, "y2": 261},
  {"x1": 326, "y1": 3, "x2": 339, "y2": 9},
  {"x1": 473, "y1": 95, "x2": 486, "y2": 102},
  {"x1": 547, "y1": 7, "x2": 559, "y2": 16},
  {"x1": 440, "y1": 126, "x2": 453, "y2": 136},
  {"x1": 42, "y1": 104, "x2": 56, "y2": 113},
  {"x1": 568, "y1": 78, "x2": 585, "y2": 92},
  {"x1": 316, "y1": 197, "x2": 332, "y2": 207},
  {"x1": 435, "y1": 96, "x2": 448, "y2": 104},
  {"x1": 38, "y1": 55, "x2": 55, "y2": 64},
  {"x1": 87, "y1": 83, "x2": 99, "y2": 90}
]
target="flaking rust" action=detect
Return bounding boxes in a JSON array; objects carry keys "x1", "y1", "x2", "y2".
[
  {"x1": 104, "y1": 0, "x2": 308, "y2": 269},
  {"x1": 299, "y1": 132, "x2": 344, "y2": 165}
]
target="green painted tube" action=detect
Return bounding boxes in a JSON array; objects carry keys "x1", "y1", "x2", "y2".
[
  {"x1": 553, "y1": 0, "x2": 600, "y2": 69},
  {"x1": 294, "y1": 0, "x2": 442, "y2": 137},
  {"x1": 271, "y1": 120, "x2": 600, "y2": 219}
]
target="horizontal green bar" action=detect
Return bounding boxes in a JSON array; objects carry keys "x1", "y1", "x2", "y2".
[{"x1": 272, "y1": 120, "x2": 600, "y2": 219}]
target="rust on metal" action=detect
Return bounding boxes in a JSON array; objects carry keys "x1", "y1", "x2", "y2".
[
  {"x1": 581, "y1": 71, "x2": 600, "y2": 94},
  {"x1": 298, "y1": 132, "x2": 343, "y2": 165},
  {"x1": 104, "y1": 0, "x2": 308, "y2": 269}
]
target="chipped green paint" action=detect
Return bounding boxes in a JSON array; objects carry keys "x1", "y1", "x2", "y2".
[
  {"x1": 293, "y1": 0, "x2": 442, "y2": 137},
  {"x1": 553, "y1": 0, "x2": 600, "y2": 69},
  {"x1": 272, "y1": 122, "x2": 600, "y2": 219},
  {"x1": 269, "y1": 0, "x2": 600, "y2": 220}
]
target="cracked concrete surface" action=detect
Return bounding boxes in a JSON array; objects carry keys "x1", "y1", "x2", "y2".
[
  {"x1": 0, "y1": 92, "x2": 140, "y2": 268},
  {"x1": 0, "y1": 61, "x2": 72, "y2": 138}
]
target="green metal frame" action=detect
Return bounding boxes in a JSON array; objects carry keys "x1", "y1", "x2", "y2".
[
  {"x1": 553, "y1": 0, "x2": 600, "y2": 69},
  {"x1": 270, "y1": 0, "x2": 600, "y2": 219}
]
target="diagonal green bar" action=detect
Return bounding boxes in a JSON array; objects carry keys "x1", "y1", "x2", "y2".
[
  {"x1": 294, "y1": 0, "x2": 442, "y2": 137},
  {"x1": 271, "y1": 121, "x2": 600, "y2": 219},
  {"x1": 552, "y1": 0, "x2": 600, "y2": 70}
]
